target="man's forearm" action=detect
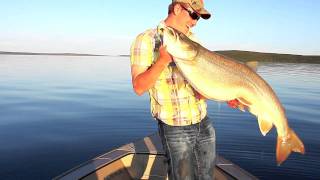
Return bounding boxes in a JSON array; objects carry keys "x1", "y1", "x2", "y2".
[{"x1": 133, "y1": 58, "x2": 168, "y2": 95}]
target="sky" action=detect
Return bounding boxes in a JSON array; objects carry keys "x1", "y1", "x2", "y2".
[{"x1": 1, "y1": 0, "x2": 319, "y2": 55}]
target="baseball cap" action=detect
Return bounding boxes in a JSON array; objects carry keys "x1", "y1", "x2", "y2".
[{"x1": 172, "y1": 0, "x2": 211, "y2": 19}]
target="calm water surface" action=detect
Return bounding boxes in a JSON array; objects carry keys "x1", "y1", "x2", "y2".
[{"x1": 0, "y1": 55, "x2": 319, "y2": 180}]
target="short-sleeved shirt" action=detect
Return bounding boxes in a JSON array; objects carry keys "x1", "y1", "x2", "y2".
[{"x1": 130, "y1": 22, "x2": 207, "y2": 126}]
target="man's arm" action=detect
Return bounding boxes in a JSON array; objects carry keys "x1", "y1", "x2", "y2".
[{"x1": 131, "y1": 45, "x2": 172, "y2": 96}]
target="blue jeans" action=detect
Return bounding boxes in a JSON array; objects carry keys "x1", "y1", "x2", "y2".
[{"x1": 158, "y1": 116, "x2": 216, "y2": 180}]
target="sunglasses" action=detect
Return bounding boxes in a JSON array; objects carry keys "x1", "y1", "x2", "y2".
[{"x1": 181, "y1": 5, "x2": 200, "y2": 20}]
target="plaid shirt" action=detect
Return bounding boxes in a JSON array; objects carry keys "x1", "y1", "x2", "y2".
[{"x1": 130, "y1": 22, "x2": 207, "y2": 126}]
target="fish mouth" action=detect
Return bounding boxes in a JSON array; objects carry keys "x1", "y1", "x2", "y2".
[
  {"x1": 161, "y1": 27, "x2": 176, "y2": 39},
  {"x1": 162, "y1": 27, "x2": 181, "y2": 46},
  {"x1": 161, "y1": 27, "x2": 198, "y2": 61}
]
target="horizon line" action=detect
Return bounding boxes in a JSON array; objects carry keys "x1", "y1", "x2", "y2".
[{"x1": 0, "y1": 50, "x2": 319, "y2": 57}]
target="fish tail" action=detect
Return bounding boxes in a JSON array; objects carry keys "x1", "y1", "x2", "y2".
[{"x1": 276, "y1": 128, "x2": 305, "y2": 165}]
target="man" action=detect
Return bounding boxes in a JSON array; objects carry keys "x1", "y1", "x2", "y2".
[{"x1": 130, "y1": 0, "x2": 237, "y2": 179}]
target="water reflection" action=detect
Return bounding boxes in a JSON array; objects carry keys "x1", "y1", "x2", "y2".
[{"x1": 0, "y1": 55, "x2": 319, "y2": 179}]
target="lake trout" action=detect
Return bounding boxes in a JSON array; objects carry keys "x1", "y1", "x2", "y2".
[{"x1": 159, "y1": 26, "x2": 305, "y2": 165}]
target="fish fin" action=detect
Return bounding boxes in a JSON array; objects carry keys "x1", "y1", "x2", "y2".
[
  {"x1": 248, "y1": 106, "x2": 259, "y2": 117},
  {"x1": 276, "y1": 128, "x2": 305, "y2": 165},
  {"x1": 245, "y1": 61, "x2": 259, "y2": 72},
  {"x1": 257, "y1": 118, "x2": 273, "y2": 136},
  {"x1": 237, "y1": 97, "x2": 252, "y2": 106}
]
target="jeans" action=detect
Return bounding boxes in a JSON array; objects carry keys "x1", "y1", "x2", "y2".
[{"x1": 158, "y1": 116, "x2": 216, "y2": 180}]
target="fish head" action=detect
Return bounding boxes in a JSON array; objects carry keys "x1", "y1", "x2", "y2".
[{"x1": 159, "y1": 27, "x2": 198, "y2": 61}]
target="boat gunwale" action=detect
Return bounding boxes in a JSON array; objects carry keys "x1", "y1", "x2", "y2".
[{"x1": 53, "y1": 134, "x2": 258, "y2": 180}]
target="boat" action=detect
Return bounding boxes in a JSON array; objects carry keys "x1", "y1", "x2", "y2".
[{"x1": 53, "y1": 133, "x2": 258, "y2": 180}]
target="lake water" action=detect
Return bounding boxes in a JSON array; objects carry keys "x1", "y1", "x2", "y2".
[{"x1": 0, "y1": 55, "x2": 319, "y2": 180}]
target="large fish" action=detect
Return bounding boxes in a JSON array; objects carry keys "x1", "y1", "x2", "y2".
[{"x1": 159, "y1": 26, "x2": 305, "y2": 165}]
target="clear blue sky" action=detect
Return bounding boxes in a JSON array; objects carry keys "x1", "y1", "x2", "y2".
[{"x1": 1, "y1": 0, "x2": 319, "y2": 55}]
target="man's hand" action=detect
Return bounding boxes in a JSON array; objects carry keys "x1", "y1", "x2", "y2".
[
  {"x1": 227, "y1": 99, "x2": 240, "y2": 108},
  {"x1": 195, "y1": 91, "x2": 207, "y2": 100},
  {"x1": 158, "y1": 45, "x2": 173, "y2": 66}
]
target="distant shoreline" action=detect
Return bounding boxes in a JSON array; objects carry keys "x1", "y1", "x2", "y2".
[
  {"x1": 0, "y1": 51, "x2": 108, "y2": 57},
  {"x1": 215, "y1": 50, "x2": 320, "y2": 64},
  {"x1": 1, "y1": 50, "x2": 319, "y2": 63}
]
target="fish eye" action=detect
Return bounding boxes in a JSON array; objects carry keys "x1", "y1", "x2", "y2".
[
  {"x1": 168, "y1": 28, "x2": 175, "y2": 37},
  {"x1": 170, "y1": 30, "x2": 174, "y2": 36}
]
